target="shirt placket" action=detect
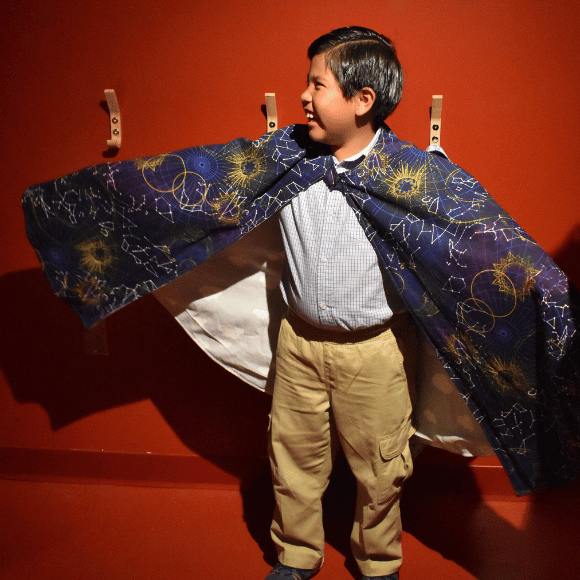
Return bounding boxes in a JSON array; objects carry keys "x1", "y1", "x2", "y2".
[{"x1": 316, "y1": 188, "x2": 341, "y2": 326}]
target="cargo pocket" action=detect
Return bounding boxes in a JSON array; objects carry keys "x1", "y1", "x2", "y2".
[{"x1": 378, "y1": 419, "x2": 414, "y2": 504}]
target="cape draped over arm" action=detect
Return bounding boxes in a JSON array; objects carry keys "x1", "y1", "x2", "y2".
[{"x1": 22, "y1": 124, "x2": 580, "y2": 495}]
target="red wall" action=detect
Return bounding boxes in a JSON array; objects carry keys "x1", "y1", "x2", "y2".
[{"x1": 1, "y1": 0, "x2": 579, "y2": 472}]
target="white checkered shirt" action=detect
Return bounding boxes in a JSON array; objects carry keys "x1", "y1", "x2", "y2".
[{"x1": 279, "y1": 129, "x2": 403, "y2": 331}]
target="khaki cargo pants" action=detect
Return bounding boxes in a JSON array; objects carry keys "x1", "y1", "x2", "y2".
[{"x1": 269, "y1": 312, "x2": 415, "y2": 578}]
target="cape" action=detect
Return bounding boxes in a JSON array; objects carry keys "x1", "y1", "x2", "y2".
[{"x1": 22, "y1": 124, "x2": 580, "y2": 495}]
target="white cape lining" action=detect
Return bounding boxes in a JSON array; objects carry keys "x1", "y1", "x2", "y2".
[{"x1": 154, "y1": 219, "x2": 494, "y2": 458}]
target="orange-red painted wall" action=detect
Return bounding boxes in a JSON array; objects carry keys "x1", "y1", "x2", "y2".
[{"x1": 1, "y1": 0, "x2": 579, "y2": 463}]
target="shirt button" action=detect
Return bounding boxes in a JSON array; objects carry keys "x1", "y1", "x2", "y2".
[
  {"x1": 321, "y1": 257, "x2": 327, "y2": 263},
  {"x1": 321, "y1": 304, "x2": 327, "y2": 310}
]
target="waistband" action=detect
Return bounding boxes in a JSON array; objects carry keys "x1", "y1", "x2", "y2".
[{"x1": 285, "y1": 310, "x2": 398, "y2": 344}]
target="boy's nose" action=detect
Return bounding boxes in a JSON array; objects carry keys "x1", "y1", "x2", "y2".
[{"x1": 300, "y1": 88, "x2": 312, "y2": 105}]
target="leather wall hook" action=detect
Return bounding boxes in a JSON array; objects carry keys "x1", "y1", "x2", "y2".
[
  {"x1": 265, "y1": 93, "x2": 278, "y2": 132},
  {"x1": 104, "y1": 89, "x2": 121, "y2": 149}
]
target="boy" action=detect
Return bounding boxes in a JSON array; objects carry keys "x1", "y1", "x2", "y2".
[{"x1": 267, "y1": 27, "x2": 412, "y2": 580}]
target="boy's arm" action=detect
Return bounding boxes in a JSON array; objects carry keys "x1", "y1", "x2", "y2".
[{"x1": 21, "y1": 125, "x2": 321, "y2": 328}]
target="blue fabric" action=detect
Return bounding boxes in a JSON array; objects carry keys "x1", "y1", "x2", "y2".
[{"x1": 22, "y1": 124, "x2": 580, "y2": 495}]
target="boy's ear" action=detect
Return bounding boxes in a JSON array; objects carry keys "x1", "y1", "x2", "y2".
[{"x1": 355, "y1": 87, "x2": 376, "y2": 117}]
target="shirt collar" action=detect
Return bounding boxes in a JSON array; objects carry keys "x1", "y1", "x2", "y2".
[{"x1": 335, "y1": 128, "x2": 381, "y2": 173}]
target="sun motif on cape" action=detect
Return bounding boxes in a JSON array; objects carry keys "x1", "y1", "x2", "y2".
[
  {"x1": 384, "y1": 163, "x2": 425, "y2": 203},
  {"x1": 492, "y1": 252, "x2": 541, "y2": 301},
  {"x1": 77, "y1": 239, "x2": 114, "y2": 274},
  {"x1": 482, "y1": 356, "x2": 528, "y2": 396},
  {"x1": 226, "y1": 146, "x2": 266, "y2": 191}
]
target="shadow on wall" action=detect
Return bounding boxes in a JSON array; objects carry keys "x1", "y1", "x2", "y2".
[
  {"x1": 239, "y1": 446, "x2": 580, "y2": 580},
  {"x1": 401, "y1": 465, "x2": 580, "y2": 580},
  {"x1": 552, "y1": 223, "x2": 580, "y2": 289},
  {"x1": 0, "y1": 268, "x2": 271, "y2": 458}
]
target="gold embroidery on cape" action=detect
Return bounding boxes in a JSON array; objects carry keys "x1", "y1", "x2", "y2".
[
  {"x1": 226, "y1": 146, "x2": 267, "y2": 191},
  {"x1": 134, "y1": 155, "x2": 169, "y2": 171},
  {"x1": 480, "y1": 356, "x2": 528, "y2": 396},
  {"x1": 385, "y1": 163, "x2": 425, "y2": 203},
  {"x1": 492, "y1": 252, "x2": 541, "y2": 301},
  {"x1": 73, "y1": 276, "x2": 106, "y2": 306},
  {"x1": 208, "y1": 191, "x2": 245, "y2": 225},
  {"x1": 77, "y1": 239, "x2": 113, "y2": 274}
]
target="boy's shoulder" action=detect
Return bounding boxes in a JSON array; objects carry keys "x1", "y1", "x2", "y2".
[
  {"x1": 375, "y1": 124, "x2": 436, "y2": 160},
  {"x1": 364, "y1": 125, "x2": 455, "y2": 175}
]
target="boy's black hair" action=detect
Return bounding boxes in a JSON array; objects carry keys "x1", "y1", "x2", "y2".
[{"x1": 308, "y1": 26, "x2": 403, "y2": 125}]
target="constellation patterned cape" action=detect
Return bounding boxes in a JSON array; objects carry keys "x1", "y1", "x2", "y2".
[{"x1": 22, "y1": 124, "x2": 580, "y2": 495}]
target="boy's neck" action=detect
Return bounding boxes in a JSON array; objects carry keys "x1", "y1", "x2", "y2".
[{"x1": 331, "y1": 124, "x2": 377, "y2": 162}]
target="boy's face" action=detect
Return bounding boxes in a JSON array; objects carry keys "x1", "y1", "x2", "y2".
[{"x1": 301, "y1": 53, "x2": 360, "y2": 155}]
